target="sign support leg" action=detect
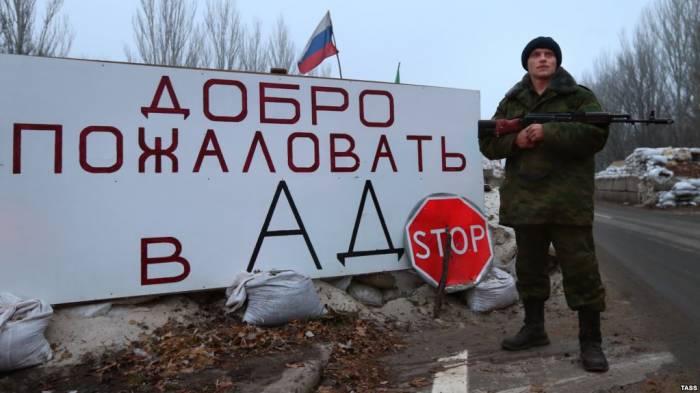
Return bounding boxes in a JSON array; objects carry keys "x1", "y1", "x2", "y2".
[{"x1": 433, "y1": 226, "x2": 451, "y2": 318}]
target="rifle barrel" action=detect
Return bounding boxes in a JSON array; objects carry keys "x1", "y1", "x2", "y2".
[{"x1": 612, "y1": 118, "x2": 674, "y2": 125}]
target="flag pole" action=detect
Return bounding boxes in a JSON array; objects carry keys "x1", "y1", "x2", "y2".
[{"x1": 332, "y1": 33, "x2": 343, "y2": 79}]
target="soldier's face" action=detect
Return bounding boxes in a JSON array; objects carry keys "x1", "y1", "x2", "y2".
[{"x1": 527, "y1": 48, "x2": 557, "y2": 80}]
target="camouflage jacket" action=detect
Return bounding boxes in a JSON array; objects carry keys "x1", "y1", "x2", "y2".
[{"x1": 479, "y1": 67, "x2": 609, "y2": 226}]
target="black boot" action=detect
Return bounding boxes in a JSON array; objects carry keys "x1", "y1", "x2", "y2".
[
  {"x1": 578, "y1": 310, "x2": 609, "y2": 372},
  {"x1": 501, "y1": 300, "x2": 550, "y2": 351}
]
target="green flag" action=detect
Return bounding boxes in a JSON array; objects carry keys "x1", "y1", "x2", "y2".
[{"x1": 394, "y1": 62, "x2": 401, "y2": 83}]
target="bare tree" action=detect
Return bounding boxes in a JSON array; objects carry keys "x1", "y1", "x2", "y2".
[
  {"x1": 126, "y1": 0, "x2": 205, "y2": 67},
  {"x1": 588, "y1": 25, "x2": 675, "y2": 168},
  {"x1": 0, "y1": 0, "x2": 72, "y2": 56},
  {"x1": 583, "y1": 57, "x2": 633, "y2": 168},
  {"x1": 239, "y1": 19, "x2": 267, "y2": 71},
  {"x1": 620, "y1": 25, "x2": 671, "y2": 147},
  {"x1": 266, "y1": 15, "x2": 295, "y2": 72},
  {"x1": 204, "y1": 0, "x2": 242, "y2": 70},
  {"x1": 645, "y1": 0, "x2": 699, "y2": 144},
  {"x1": 587, "y1": 0, "x2": 700, "y2": 169},
  {"x1": 307, "y1": 63, "x2": 333, "y2": 77},
  {"x1": 186, "y1": 25, "x2": 209, "y2": 68},
  {"x1": 124, "y1": 0, "x2": 335, "y2": 77},
  {"x1": 692, "y1": 20, "x2": 700, "y2": 125}
]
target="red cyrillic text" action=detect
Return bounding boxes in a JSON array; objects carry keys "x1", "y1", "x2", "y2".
[
  {"x1": 13, "y1": 123, "x2": 63, "y2": 174},
  {"x1": 330, "y1": 133, "x2": 360, "y2": 172},
  {"x1": 242, "y1": 131, "x2": 276, "y2": 172},
  {"x1": 311, "y1": 86, "x2": 348, "y2": 125},
  {"x1": 359, "y1": 90, "x2": 394, "y2": 128},
  {"x1": 138, "y1": 127, "x2": 179, "y2": 173},
  {"x1": 406, "y1": 135, "x2": 433, "y2": 172},
  {"x1": 203, "y1": 79, "x2": 247, "y2": 122},
  {"x1": 259, "y1": 82, "x2": 300, "y2": 124},
  {"x1": 193, "y1": 129, "x2": 229, "y2": 172},
  {"x1": 441, "y1": 136, "x2": 466, "y2": 172},
  {"x1": 79, "y1": 126, "x2": 124, "y2": 173},
  {"x1": 141, "y1": 237, "x2": 191, "y2": 285},
  {"x1": 287, "y1": 132, "x2": 320, "y2": 173},
  {"x1": 141, "y1": 76, "x2": 190, "y2": 119},
  {"x1": 371, "y1": 134, "x2": 397, "y2": 172}
]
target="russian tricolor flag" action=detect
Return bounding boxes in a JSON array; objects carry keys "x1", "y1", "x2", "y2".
[{"x1": 297, "y1": 11, "x2": 338, "y2": 74}]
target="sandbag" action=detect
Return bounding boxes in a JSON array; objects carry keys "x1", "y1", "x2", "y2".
[
  {"x1": 646, "y1": 167, "x2": 674, "y2": 190},
  {"x1": 225, "y1": 271, "x2": 325, "y2": 326},
  {"x1": 466, "y1": 268, "x2": 518, "y2": 313},
  {"x1": 0, "y1": 293, "x2": 54, "y2": 371},
  {"x1": 224, "y1": 271, "x2": 259, "y2": 313}
]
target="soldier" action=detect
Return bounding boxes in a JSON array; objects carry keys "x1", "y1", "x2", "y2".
[{"x1": 479, "y1": 36, "x2": 609, "y2": 372}]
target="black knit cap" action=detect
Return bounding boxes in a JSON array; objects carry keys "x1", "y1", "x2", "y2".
[{"x1": 521, "y1": 36, "x2": 562, "y2": 70}]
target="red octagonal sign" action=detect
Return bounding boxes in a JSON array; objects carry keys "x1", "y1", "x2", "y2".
[{"x1": 405, "y1": 195, "x2": 494, "y2": 292}]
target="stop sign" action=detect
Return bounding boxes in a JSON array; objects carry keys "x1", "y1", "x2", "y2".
[{"x1": 405, "y1": 195, "x2": 493, "y2": 292}]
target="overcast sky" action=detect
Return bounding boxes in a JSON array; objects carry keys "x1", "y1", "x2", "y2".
[{"x1": 60, "y1": 0, "x2": 654, "y2": 117}]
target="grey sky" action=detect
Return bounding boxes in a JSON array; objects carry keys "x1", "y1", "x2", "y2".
[{"x1": 60, "y1": 0, "x2": 654, "y2": 117}]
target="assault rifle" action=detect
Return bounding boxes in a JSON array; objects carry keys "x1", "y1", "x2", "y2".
[{"x1": 477, "y1": 111, "x2": 673, "y2": 139}]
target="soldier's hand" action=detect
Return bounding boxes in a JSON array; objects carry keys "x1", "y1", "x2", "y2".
[
  {"x1": 515, "y1": 129, "x2": 536, "y2": 149},
  {"x1": 525, "y1": 124, "x2": 544, "y2": 143}
]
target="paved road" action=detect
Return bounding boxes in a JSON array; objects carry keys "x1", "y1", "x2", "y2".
[
  {"x1": 594, "y1": 201, "x2": 700, "y2": 367},
  {"x1": 381, "y1": 201, "x2": 698, "y2": 392}
]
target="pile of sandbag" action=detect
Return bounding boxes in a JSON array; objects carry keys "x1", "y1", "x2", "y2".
[
  {"x1": 622, "y1": 147, "x2": 697, "y2": 177},
  {"x1": 608, "y1": 147, "x2": 700, "y2": 179},
  {"x1": 597, "y1": 147, "x2": 700, "y2": 206},
  {"x1": 657, "y1": 179, "x2": 700, "y2": 208},
  {"x1": 645, "y1": 167, "x2": 676, "y2": 190},
  {"x1": 482, "y1": 158, "x2": 504, "y2": 184},
  {"x1": 0, "y1": 293, "x2": 53, "y2": 371},
  {"x1": 636, "y1": 147, "x2": 700, "y2": 193},
  {"x1": 595, "y1": 164, "x2": 632, "y2": 179}
]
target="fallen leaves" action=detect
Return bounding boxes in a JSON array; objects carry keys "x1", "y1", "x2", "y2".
[
  {"x1": 409, "y1": 377, "x2": 430, "y2": 387},
  {"x1": 317, "y1": 317, "x2": 402, "y2": 392},
  {"x1": 77, "y1": 309, "x2": 402, "y2": 392},
  {"x1": 214, "y1": 377, "x2": 234, "y2": 391}
]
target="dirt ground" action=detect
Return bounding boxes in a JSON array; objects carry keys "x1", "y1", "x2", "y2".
[
  {"x1": 0, "y1": 303, "x2": 403, "y2": 393},
  {"x1": 379, "y1": 266, "x2": 699, "y2": 392},
  {"x1": 1, "y1": 267, "x2": 698, "y2": 392}
]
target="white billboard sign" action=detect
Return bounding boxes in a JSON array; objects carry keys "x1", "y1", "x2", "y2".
[{"x1": 0, "y1": 54, "x2": 482, "y2": 304}]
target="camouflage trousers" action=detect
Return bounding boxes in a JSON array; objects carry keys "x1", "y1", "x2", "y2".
[{"x1": 514, "y1": 225, "x2": 606, "y2": 312}]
